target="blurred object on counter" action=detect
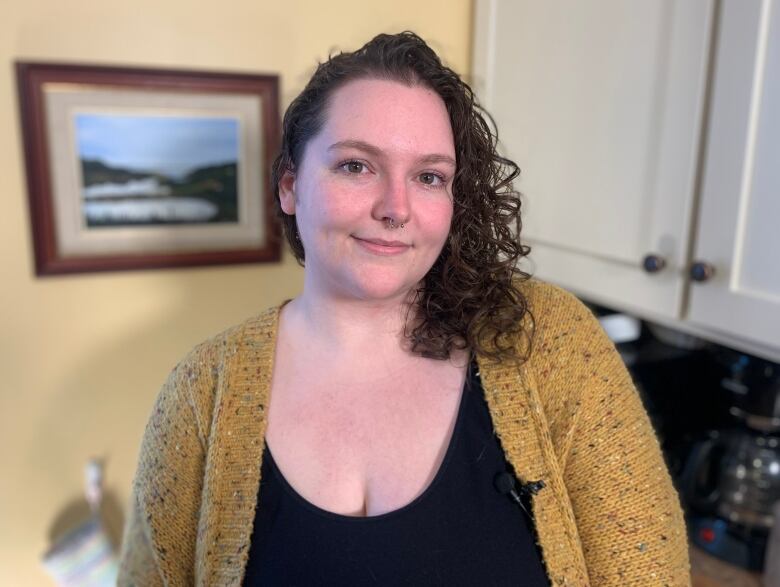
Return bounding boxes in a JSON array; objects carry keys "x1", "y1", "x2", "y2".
[
  {"x1": 84, "y1": 458, "x2": 103, "y2": 514},
  {"x1": 764, "y1": 500, "x2": 780, "y2": 586},
  {"x1": 679, "y1": 353, "x2": 780, "y2": 572},
  {"x1": 41, "y1": 458, "x2": 118, "y2": 586},
  {"x1": 648, "y1": 322, "x2": 710, "y2": 351}
]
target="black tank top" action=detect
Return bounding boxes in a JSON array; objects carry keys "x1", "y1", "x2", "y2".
[{"x1": 243, "y1": 363, "x2": 550, "y2": 586}]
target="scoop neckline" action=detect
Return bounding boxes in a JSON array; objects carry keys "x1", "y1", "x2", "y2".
[{"x1": 262, "y1": 365, "x2": 477, "y2": 523}]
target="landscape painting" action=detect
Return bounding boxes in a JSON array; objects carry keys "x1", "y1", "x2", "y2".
[
  {"x1": 16, "y1": 61, "x2": 280, "y2": 275},
  {"x1": 76, "y1": 114, "x2": 240, "y2": 228}
]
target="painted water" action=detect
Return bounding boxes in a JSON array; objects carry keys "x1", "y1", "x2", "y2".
[
  {"x1": 83, "y1": 177, "x2": 172, "y2": 199},
  {"x1": 84, "y1": 197, "x2": 218, "y2": 224},
  {"x1": 83, "y1": 177, "x2": 219, "y2": 224}
]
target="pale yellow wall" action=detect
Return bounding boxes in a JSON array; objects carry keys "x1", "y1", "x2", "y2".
[{"x1": 0, "y1": 1, "x2": 472, "y2": 583}]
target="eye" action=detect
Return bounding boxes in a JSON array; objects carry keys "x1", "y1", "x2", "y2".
[
  {"x1": 338, "y1": 160, "x2": 368, "y2": 174},
  {"x1": 419, "y1": 172, "x2": 447, "y2": 188}
]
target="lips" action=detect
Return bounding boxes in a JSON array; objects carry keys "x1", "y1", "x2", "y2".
[{"x1": 353, "y1": 236, "x2": 411, "y2": 255}]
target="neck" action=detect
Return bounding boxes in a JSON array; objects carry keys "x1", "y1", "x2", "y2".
[{"x1": 283, "y1": 278, "x2": 419, "y2": 358}]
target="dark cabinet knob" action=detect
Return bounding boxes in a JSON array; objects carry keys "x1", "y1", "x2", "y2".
[
  {"x1": 690, "y1": 261, "x2": 716, "y2": 282},
  {"x1": 642, "y1": 254, "x2": 666, "y2": 273}
]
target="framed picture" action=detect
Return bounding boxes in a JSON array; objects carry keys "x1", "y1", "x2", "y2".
[{"x1": 16, "y1": 62, "x2": 281, "y2": 275}]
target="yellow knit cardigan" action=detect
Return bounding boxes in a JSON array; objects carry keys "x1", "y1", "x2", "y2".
[{"x1": 118, "y1": 280, "x2": 691, "y2": 586}]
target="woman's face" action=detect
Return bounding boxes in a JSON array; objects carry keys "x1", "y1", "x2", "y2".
[{"x1": 279, "y1": 78, "x2": 456, "y2": 303}]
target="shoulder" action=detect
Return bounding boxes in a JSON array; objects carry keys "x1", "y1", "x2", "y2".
[
  {"x1": 495, "y1": 277, "x2": 603, "y2": 363},
  {"x1": 513, "y1": 279, "x2": 628, "y2": 440},
  {"x1": 517, "y1": 278, "x2": 594, "y2": 325},
  {"x1": 516, "y1": 280, "x2": 650, "y2": 462},
  {"x1": 173, "y1": 305, "x2": 281, "y2": 374},
  {"x1": 514, "y1": 278, "x2": 608, "y2": 356},
  {"x1": 156, "y1": 305, "x2": 282, "y2": 437}
]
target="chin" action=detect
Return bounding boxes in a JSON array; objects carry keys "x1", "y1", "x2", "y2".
[{"x1": 343, "y1": 273, "x2": 420, "y2": 302}]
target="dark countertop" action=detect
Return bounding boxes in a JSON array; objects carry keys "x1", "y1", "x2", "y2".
[{"x1": 691, "y1": 545, "x2": 762, "y2": 587}]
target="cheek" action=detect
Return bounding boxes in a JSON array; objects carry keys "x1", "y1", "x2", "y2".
[
  {"x1": 319, "y1": 189, "x2": 364, "y2": 228},
  {"x1": 299, "y1": 177, "x2": 365, "y2": 232},
  {"x1": 420, "y1": 200, "x2": 454, "y2": 245}
]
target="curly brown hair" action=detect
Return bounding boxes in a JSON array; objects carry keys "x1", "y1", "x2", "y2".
[{"x1": 271, "y1": 31, "x2": 533, "y2": 362}]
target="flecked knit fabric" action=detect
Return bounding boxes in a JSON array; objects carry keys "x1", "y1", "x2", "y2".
[{"x1": 117, "y1": 280, "x2": 691, "y2": 586}]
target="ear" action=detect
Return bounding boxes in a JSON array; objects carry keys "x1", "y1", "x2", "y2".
[{"x1": 278, "y1": 169, "x2": 297, "y2": 215}]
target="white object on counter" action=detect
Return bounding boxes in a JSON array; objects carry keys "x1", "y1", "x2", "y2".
[{"x1": 598, "y1": 313, "x2": 642, "y2": 344}]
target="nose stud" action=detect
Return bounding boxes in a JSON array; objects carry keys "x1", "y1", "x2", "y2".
[{"x1": 386, "y1": 218, "x2": 405, "y2": 229}]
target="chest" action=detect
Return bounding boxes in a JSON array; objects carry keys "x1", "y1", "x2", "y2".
[
  {"x1": 264, "y1": 359, "x2": 467, "y2": 517},
  {"x1": 244, "y1": 357, "x2": 553, "y2": 586}
]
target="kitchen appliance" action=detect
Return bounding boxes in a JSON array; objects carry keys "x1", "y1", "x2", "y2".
[{"x1": 678, "y1": 353, "x2": 780, "y2": 571}]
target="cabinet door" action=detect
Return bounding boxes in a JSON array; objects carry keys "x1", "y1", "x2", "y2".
[
  {"x1": 472, "y1": 0, "x2": 713, "y2": 319},
  {"x1": 688, "y1": 0, "x2": 780, "y2": 351}
]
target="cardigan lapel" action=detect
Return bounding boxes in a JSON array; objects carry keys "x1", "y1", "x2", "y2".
[
  {"x1": 196, "y1": 306, "x2": 281, "y2": 586},
  {"x1": 477, "y1": 354, "x2": 591, "y2": 587}
]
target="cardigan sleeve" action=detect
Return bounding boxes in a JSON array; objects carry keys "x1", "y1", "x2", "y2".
[
  {"x1": 118, "y1": 350, "x2": 210, "y2": 587},
  {"x1": 546, "y1": 288, "x2": 691, "y2": 586}
]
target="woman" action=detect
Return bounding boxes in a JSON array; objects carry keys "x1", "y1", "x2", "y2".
[{"x1": 118, "y1": 32, "x2": 690, "y2": 586}]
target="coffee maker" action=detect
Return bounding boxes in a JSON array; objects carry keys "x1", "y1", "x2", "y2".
[{"x1": 679, "y1": 353, "x2": 780, "y2": 571}]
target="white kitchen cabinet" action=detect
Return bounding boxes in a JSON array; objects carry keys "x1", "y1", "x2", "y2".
[
  {"x1": 472, "y1": 0, "x2": 714, "y2": 319},
  {"x1": 687, "y1": 0, "x2": 780, "y2": 354},
  {"x1": 472, "y1": 0, "x2": 780, "y2": 361}
]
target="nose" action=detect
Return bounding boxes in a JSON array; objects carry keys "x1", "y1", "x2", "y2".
[{"x1": 372, "y1": 175, "x2": 411, "y2": 226}]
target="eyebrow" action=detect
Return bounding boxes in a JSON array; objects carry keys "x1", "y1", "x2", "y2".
[{"x1": 328, "y1": 139, "x2": 456, "y2": 167}]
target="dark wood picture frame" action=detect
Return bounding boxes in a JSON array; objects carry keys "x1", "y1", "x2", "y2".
[{"x1": 16, "y1": 62, "x2": 281, "y2": 275}]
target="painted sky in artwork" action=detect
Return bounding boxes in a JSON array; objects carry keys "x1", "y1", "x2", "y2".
[{"x1": 75, "y1": 113, "x2": 239, "y2": 179}]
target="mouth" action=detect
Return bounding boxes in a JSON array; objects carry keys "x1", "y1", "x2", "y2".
[{"x1": 352, "y1": 236, "x2": 411, "y2": 255}]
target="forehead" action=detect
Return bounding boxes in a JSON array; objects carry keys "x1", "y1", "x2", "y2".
[{"x1": 318, "y1": 78, "x2": 455, "y2": 155}]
